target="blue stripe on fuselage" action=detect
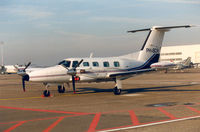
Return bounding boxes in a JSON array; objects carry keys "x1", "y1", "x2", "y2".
[{"x1": 127, "y1": 54, "x2": 160, "y2": 71}]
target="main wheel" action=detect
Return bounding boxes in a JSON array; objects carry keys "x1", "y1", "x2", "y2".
[
  {"x1": 113, "y1": 87, "x2": 121, "y2": 95},
  {"x1": 58, "y1": 86, "x2": 65, "y2": 93},
  {"x1": 43, "y1": 90, "x2": 50, "y2": 97}
]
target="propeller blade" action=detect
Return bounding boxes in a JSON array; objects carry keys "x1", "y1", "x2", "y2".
[
  {"x1": 22, "y1": 74, "x2": 29, "y2": 92},
  {"x1": 22, "y1": 78, "x2": 26, "y2": 92},
  {"x1": 24, "y1": 62, "x2": 31, "y2": 70},
  {"x1": 74, "y1": 59, "x2": 83, "y2": 69},
  {"x1": 13, "y1": 65, "x2": 19, "y2": 70},
  {"x1": 72, "y1": 75, "x2": 76, "y2": 94}
]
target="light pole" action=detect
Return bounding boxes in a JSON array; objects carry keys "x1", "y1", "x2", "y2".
[{"x1": 0, "y1": 41, "x2": 4, "y2": 66}]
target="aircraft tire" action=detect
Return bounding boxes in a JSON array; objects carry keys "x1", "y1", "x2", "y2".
[
  {"x1": 43, "y1": 90, "x2": 50, "y2": 97},
  {"x1": 58, "y1": 86, "x2": 65, "y2": 93},
  {"x1": 113, "y1": 87, "x2": 121, "y2": 95}
]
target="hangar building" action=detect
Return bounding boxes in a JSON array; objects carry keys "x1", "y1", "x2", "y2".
[{"x1": 160, "y1": 44, "x2": 200, "y2": 65}]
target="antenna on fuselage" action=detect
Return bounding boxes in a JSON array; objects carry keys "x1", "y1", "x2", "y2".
[{"x1": 90, "y1": 52, "x2": 93, "y2": 58}]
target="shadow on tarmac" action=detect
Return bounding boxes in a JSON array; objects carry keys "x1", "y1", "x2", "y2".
[{"x1": 77, "y1": 84, "x2": 200, "y2": 94}]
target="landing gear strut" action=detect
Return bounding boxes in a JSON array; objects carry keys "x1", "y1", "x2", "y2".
[{"x1": 58, "y1": 85, "x2": 65, "y2": 93}]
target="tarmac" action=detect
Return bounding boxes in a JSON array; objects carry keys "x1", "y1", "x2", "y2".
[{"x1": 1, "y1": 68, "x2": 200, "y2": 132}]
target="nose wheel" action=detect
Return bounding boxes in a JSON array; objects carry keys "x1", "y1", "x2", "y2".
[
  {"x1": 43, "y1": 90, "x2": 50, "y2": 97},
  {"x1": 43, "y1": 84, "x2": 51, "y2": 97}
]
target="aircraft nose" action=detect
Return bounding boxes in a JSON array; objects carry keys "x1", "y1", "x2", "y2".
[
  {"x1": 28, "y1": 69, "x2": 44, "y2": 81},
  {"x1": 28, "y1": 65, "x2": 67, "y2": 82}
]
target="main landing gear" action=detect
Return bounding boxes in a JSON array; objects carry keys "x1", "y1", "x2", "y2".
[
  {"x1": 113, "y1": 87, "x2": 121, "y2": 95},
  {"x1": 58, "y1": 85, "x2": 65, "y2": 93},
  {"x1": 113, "y1": 78, "x2": 122, "y2": 95},
  {"x1": 42, "y1": 84, "x2": 66, "y2": 97}
]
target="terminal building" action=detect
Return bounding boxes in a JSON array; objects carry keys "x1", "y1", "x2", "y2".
[{"x1": 160, "y1": 44, "x2": 200, "y2": 66}]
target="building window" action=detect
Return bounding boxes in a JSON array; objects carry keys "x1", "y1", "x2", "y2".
[
  {"x1": 92, "y1": 62, "x2": 99, "y2": 67},
  {"x1": 114, "y1": 61, "x2": 120, "y2": 67},
  {"x1": 161, "y1": 52, "x2": 182, "y2": 56},
  {"x1": 103, "y1": 62, "x2": 109, "y2": 67},
  {"x1": 160, "y1": 58, "x2": 182, "y2": 61},
  {"x1": 83, "y1": 62, "x2": 89, "y2": 67}
]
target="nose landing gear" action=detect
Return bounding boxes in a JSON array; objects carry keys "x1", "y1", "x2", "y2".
[
  {"x1": 43, "y1": 84, "x2": 51, "y2": 97},
  {"x1": 43, "y1": 90, "x2": 50, "y2": 97}
]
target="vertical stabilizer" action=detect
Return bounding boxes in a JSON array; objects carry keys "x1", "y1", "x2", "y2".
[
  {"x1": 137, "y1": 27, "x2": 165, "y2": 63},
  {"x1": 127, "y1": 25, "x2": 192, "y2": 68}
]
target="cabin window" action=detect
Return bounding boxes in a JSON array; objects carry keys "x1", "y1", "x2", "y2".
[
  {"x1": 114, "y1": 61, "x2": 120, "y2": 67},
  {"x1": 103, "y1": 62, "x2": 110, "y2": 67},
  {"x1": 92, "y1": 62, "x2": 99, "y2": 67},
  {"x1": 72, "y1": 61, "x2": 79, "y2": 67},
  {"x1": 83, "y1": 62, "x2": 90, "y2": 67},
  {"x1": 58, "y1": 60, "x2": 71, "y2": 67}
]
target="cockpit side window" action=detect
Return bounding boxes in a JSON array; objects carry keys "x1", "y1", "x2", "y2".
[
  {"x1": 72, "y1": 61, "x2": 79, "y2": 67},
  {"x1": 58, "y1": 60, "x2": 71, "y2": 67}
]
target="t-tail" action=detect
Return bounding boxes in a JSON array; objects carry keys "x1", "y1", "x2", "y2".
[{"x1": 128, "y1": 25, "x2": 192, "y2": 68}]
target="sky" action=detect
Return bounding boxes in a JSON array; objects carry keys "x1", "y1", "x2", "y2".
[{"x1": 0, "y1": 0, "x2": 200, "y2": 66}]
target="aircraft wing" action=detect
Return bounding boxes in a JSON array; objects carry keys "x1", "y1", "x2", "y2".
[{"x1": 108, "y1": 68, "x2": 155, "y2": 78}]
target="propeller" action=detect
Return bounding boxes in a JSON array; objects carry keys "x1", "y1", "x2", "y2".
[
  {"x1": 15, "y1": 62, "x2": 31, "y2": 76},
  {"x1": 15, "y1": 62, "x2": 31, "y2": 92},
  {"x1": 63, "y1": 59, "x2": 83, "y2": 93},
  {"x1": 72, "y1": 75, "x2": 76, "y2": 93}
]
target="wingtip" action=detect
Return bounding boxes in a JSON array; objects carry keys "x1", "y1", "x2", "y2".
[{"x1": 188, "y1": 24, "x2": 200, "y2": 27}]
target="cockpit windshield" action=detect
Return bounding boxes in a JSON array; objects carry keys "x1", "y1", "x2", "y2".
[{"x1": 58, "y1": 60, "x2": 71, "y2": 67}]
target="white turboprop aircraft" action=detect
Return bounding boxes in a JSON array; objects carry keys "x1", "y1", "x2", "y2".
[
  {"x1": 19, "y1": 25, "x2": 194, "y2": 97},
  {"x1": 150, "y1": 57, "x2": 192, "y2": 73}
]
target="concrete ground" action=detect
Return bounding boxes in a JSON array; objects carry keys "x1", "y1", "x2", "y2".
[{"x1": 1, "y1": 68, "x2": 200, "y2": 132}]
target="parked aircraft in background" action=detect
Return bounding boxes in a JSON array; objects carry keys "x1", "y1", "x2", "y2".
[
  {"x1": 0, "y1": 63, "x2": 44, "y2": 75},
  {"x1": 0, "y1": 65, "x2": 25, "y2": 74},
  {"x1": 0, "y1": 42, "x2": 27, "y2": 74},
  {"x1": 18, "y1": 25, "x2": 194, "y2": 97},
  {"x1": 150, "y1": 57, "x2": 192, "y2": 73}
]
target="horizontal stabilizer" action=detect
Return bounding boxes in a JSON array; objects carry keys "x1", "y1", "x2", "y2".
[
  {"x1": 127, "y1": 28, "x2": 150, "y2": 33},
  {"x1": 155, "y1": 25, "x2": 191, "y2": 30},
  {"x1": 127, "y1": 25, "x2": 193, "y2": 33}
]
